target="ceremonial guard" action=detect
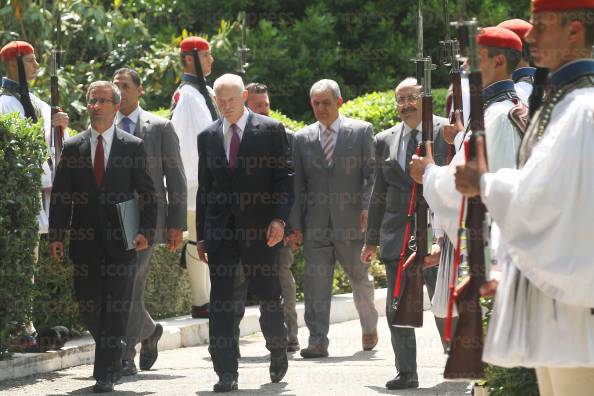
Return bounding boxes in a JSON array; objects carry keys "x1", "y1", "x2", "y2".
[
  {"x1": 170, "y1": 36, "x2": 218, "y2": 318},
  {"x1": 455, "y1": 1, "x2": 594, "y2": 394}
]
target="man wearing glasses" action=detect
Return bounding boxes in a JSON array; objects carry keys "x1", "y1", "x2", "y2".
[{"x1": 361, "y1": 77, "x2": 449, "y2": 390}]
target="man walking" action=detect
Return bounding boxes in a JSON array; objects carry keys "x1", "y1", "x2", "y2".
[{"x1": 113, "y1": 68, "x2": 187, "y2": 375}]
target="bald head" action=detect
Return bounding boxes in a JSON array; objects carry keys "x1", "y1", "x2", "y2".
[{"x1": 213, "y1": 73, "x2": 248, "y2": 123}]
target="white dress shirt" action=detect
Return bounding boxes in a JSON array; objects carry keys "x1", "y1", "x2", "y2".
[
  {"x1": 90, "y1": 126, "x2": 115, "y2": 169},
  {"x1": 397, "y1": 122, "x2": 422, "y2": 170},
  {"x1": 222, "y1": 107, "x2": 249, "y2": 161},
  {"x1": 116, "y1": 106, "x2": 142, "y2": 133},
  {"x1": 318, "y1": 115, "x2": 342, "y2": 150}
]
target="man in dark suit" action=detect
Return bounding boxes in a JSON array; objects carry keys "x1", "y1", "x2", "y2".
[
  {"x1": 196, "y1": 73, "x2": 293, "y2": 392},
  {"x1": 112, "y1": 68, "x2": 187, "y2": 375},
  {"x1": 361, "y1": 77, "x2": 449, "y2": 390},
  {"x1": 49, "y1": 81, "x2": 157, "y2": 393}
]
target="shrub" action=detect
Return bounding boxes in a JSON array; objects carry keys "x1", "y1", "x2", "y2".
[{"x1": 0, "y1": 113, "x2": 45, "y2": 360}]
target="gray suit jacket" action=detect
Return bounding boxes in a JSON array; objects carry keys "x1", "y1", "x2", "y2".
[
  {"x1": 133, "y1": 110, "x2": 187, "y2": 243},
  {"x1": 366, "y1": 115, "x2": 449, "y2": 262},
  {"x1": 290, "y1": 116, "x2": 375, "y2": 241}
]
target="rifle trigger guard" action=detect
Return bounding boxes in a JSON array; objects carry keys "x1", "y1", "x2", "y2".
[{"x1": 408, "y1": 235, "x2": 417, "y2": 252}]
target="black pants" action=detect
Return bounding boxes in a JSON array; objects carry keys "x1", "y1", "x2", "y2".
[
  {"x1": 73, "y1": 252, "x2": 136, "y2": 381},
  {"x1": 208, "y1": 235, "x2": 287, "y2": 379}
]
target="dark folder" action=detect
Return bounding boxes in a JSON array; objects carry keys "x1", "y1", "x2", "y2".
[{"x1": 116, "y1": 197, "x2": 140, "y2": 250}]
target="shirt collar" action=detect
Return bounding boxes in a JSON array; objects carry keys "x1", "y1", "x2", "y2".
[
  {"x1": 182, "y1": 73, "x2": 204, "y2": 86},
  {"x1": 223, "y1": 107, "x2": 250, "y2": 134},
  {"x1": 512, "y1": 67, "x2": 536, "y2": 83},
  {"x1": 91, "y1": 125, "x2": 116, "y2": 143},
  {"x1": 549, "y1": 59, "x2": 594, "y2": 92},
  {"x1": 116, "y1": 106, "x2": 142, "y2": 126},
  {"x1": 402, "y1": 121, "x2": 422, "y2": 136},
  {"x1": 1, "y1": 77, "x2": 19, "y2": 91},
  {"x1": 482, "y1": 79, "x2": 516, "y2": 102},
  {"x1": 319, "y1": 115, "x2": 342, "y2": 134}
]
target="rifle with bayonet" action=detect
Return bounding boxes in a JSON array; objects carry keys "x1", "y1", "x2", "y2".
[
  {"x1": 49, "y1": 5, "x2": 64, "y2": 177},
  {"x1": 391, "y1": 0, "x2": 435, "y2": 328},
  {"x1": 236, "y1": 11, "x2": 250, "y2": 76},
  {"x1": 444, "y1": 19, "x2": 487, "y2": 380}
]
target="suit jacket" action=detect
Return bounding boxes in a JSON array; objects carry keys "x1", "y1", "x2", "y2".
[
  {"x1": 290, "y1": 117, "x2": 375, "y2": 241},
  {"x1": 196, "y1": 111, "x2": 294, "y2": 266},
  {"x1": 366, "y1": 115, "x2": 449, "y2": 262},
  {"x1": 133, "y1": 110, "x2": 187, "y2": 243},
  {"x1": 49, "y1": 127, "x2": 157, "y2": 264}
]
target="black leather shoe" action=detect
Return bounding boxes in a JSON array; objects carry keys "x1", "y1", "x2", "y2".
[
  {"x1": 385, "y1": 373, "x2": 419, "y2": 390},
  {"x1": 269, "y1": 352, "x2": 288, "y2": 383},
  {"x1": 213, "y1": 376, "x2": 238, "y2": 392},
  {"x1": 92, "y1": 380, "x2": 114, "y2": 393},
  {"x1": 120, "y1": 359, "x2": 137, "y2": 376},
  {"x1": 191, "y1": 304, "x2": 209, "y2": 318},
  {"x1": 139, "y1": 323, "x2": 163, "y2": 370}
]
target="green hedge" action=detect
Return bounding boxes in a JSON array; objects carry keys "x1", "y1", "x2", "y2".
[{"x1": 0, "y1": 113, "x2": 46, "y2": 360}]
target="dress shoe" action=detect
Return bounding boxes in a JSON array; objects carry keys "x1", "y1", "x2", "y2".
[
  {"x1": 287, "y1": 339, "x2": 300, "y2": 352},
  {"x1": 300, "y1": 344, "x2": 329, "y2": 358},
  {"x1": 92, "y1": 380, "x2": 114, "y2": 393},
  {"x1": 120, "y1": 359, "x2": 137, "y2": 376},
  {"x1": 139, "y1": 323, "x2": 163, "y2": 370},
  {"x1": 269, "y1": 351, "x2": 288, "y2": 383},
  {"x1": 213, "y1": 374, "x2": 238, "y2": 392},
  {"x1": 191, "y1": 304, "x2": 209, "y2": 318},
  {"x1": 385, "y1": 373, "x2": 419, "y2": 390},
  {"x1": 362, "y1": 330, "x2": 378, "y2": 351}
]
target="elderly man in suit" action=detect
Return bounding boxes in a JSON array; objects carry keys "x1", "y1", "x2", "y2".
[
  {"x1": 49, "y1": 81, "x2": 157, "y2": 393},
  {"x1": 291, "y1": 79, "x2": 379, "y2": 358},
  {"x1": 361, "y1": 77, "x2": 449, "y2": 390},
  {"x1": 196, "y1": 73, "x2": 293, "y2": 392},
  {"x1": 112, "y1": 68, "x2": 187, "y2": 376}
]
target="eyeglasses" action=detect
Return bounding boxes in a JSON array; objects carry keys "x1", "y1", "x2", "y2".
[
  {"x1": 88, "y1": 98, "x2": 114, "y2": 106},
  {"x1": 396, "y1": 94, "x2": 420, "y2": 105}
]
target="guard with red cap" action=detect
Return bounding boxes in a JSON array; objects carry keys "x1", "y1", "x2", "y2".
[
  {"x1": 169, "y1": 36, "x2": 218, "y2": 319},
  {"x1": 455, "y1": 2, "x2": 594, "y2": 394}
]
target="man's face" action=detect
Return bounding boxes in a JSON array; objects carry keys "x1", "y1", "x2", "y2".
[
  {"x1": 525, "y1": 12, "x2": 572, "y2": 70},
  {"x1": 246, "y1": 92, "x2": 270, "y2": 116},
  {"x1": 396, "y1": 85, "x2": 422, "y2": 126},
  {"x1": 477, "y1": 46, "x2": 498, "y2": 86},
  {"x1": 113, "y1": 73, "x2": 142, "y2": 115},
  {"x1": 7, "y1": 53, "x2": 39, "y2": 82},
  {"x1": 310, "y1": 90, "x2": 342, "y2": 127},
  {"x1": 215, "y1": 84, "x2": 247, "y2": 123},
  {"x1": 186, "y1": 50, "x2": 214, "y2": 77},
  {"x1": 87, "y1": 86, "x2": 119, "y2": 127}
]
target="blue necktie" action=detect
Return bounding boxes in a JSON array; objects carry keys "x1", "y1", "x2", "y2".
[{"x1": 121, "y1": 117, "x2": 133, "y2": 134}]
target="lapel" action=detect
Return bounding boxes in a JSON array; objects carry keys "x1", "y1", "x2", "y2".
[
  {"x1": 332, "y1": 117, "x2": 353, "y2": 164},
  {"x1": 103, "y1": 127, "x2": 125, "y2": 186},
  {"x1": 306, "y1": 123, "x2": 328, "y2": 168},
  {"x1": 133, "y1": 111, "x2": 148, "y2": 140},
  {"x1": 78, "y1": 129, "x2": 96, "y2": 187},
  {"x1": 389, "y1": 123, "x2": 411, "y2": 183},
  {"x1": 213, "y1": 119, "x2": 229, "y2": 170},
  {"x1": 237, "y1": 111, "x2": 258, "y2": 163}
]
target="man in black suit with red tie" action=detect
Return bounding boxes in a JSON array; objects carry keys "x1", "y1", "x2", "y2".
[
  {"x1": 49, "y1": 81, "x2": 156, "y2": 393},
  {"x1": 196, "y1": 73, "x2": 294, "y2": 392}
]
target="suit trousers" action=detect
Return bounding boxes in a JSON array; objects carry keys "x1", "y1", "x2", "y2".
[
  {"x1": 74, "y1": 252, "x2": 136, "y2": 381},
  {"x1": 303, "y1": 236, "x2": 378, "y2": 348},
  {"x1": 233, "y1": 244, "x2": 299, "y2": 343},
  {"x1": 123, "y1": 245, "x2": 157, "y2": 360},
  {"x1": 385, "y1": 261, "x2": 445, "y2": 376},
  {"x1": 536, "y1": 367, "x2": 594, "y2": 396},
  {"x1": 208, "y1": 234, "x2": 287, "y2": 378},
  {"x1": 186, "y1": 210, "x2": 210, "y2": 306}
]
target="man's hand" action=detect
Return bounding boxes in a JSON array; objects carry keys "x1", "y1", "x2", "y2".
[
  {"x1": 359, "y1": 210, "x2": 369, "y2": 235},
  {"x1": 133, "y1": 234, "x2": 149, "y2": 251},
  {"x1": 167, "y1": 228, "x2": 183, "y2": 252},
  {"x1": 197, "y1": 240, "x2": 208, "y2": 263},
  {"x1": 50, "y1": 241, "x2": 64, "y2": 260},
  {"x1": 360, "y1": 244, "x2": 377, "y2": 266},
  {"x1": 410, "y1": 153, "x2": 434, "y2": 184},
  {"x1": 455, "y1": 136, "x2": 488, "y2": 197},
  {"x1": 423, "y1": 243, "x2": 441, "y2": 269},
  {"x1": 443, "y1": 110, "x2": 464, "y2": 144},
  {"x1": 284, "y1": 229, "x2": 303, "y2": 252},
  {"x1": 51, "y1": 111, "x2": 69, "y2": 130},
  {"x1": 266, "y1": 219, "x2": 285, "y2": 247}
]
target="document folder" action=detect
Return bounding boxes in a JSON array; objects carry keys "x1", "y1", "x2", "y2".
[{"x1": 116, "y1": 197, "x2": 140, "y2": 250}]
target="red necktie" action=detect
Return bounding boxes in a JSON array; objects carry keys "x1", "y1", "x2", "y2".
[
  {"x1": 94, "y1": 135, "x2": 105, "y2": 187},
  {"x1": 229, "y1": 124, "x2": 240, "y2": 169}
]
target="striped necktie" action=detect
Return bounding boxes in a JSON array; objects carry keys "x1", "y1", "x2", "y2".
[
  {"x1": 121, "y1": 117, "x2": 133, "y2": 134},
  {"x1": 322, "y1": 127, "x2": 335, "y2": 164}
]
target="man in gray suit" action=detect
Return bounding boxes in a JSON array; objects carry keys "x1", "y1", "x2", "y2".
[
  {"x1": 361, "y1": 77, "x2": 448, "y2": 390},
  {"x1": 113, "y1": 68, "x2": 187, "y2": 375},
  {"x1": 291, "y1": 79, "x2": 379, "y2": 358}
]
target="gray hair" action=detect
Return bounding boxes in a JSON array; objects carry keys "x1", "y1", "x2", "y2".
[
  {"x1": 395, "y1": 77, "x2": 421, "y2": 96},
  {"x1": 86, "y1": 81, "x2": 121, "y2": 104},
  {"x1": 213, "y1": 73, "x2": 245, "y2": 95},
  {"x1": 309, "y1": 79, "x2": 341, "y2": 100}
]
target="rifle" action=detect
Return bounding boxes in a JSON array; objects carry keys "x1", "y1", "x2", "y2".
[
  {"x1": 391, "y1": 0, "x2": 435, "y2": 328},
  {"x1": 191, "y1": 47, "x2": 218, "y2": 120},
  {"x1": 444, "y1": 19, "x2": 487, "y2": 380},
  {"x1": 235, "y1": 11, "x2": 250, "y2": 76},
  {"x1": 49, "y1": 5, "x2": 64, "y2": 177}
]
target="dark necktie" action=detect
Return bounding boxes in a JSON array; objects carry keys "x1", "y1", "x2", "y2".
[
  {"x1": 322, "y1": 127, "x2": 335, "y2": 164},
  {"x1": 121, "y1": 117, "x2": 133, "y2": 134},
  {"x1": 94, "y1": 135, "x2": 105, "y2": 187},
  {"x1": 229, "y1": 124, "x2": 240, "y2": 169},
  {"x1": 405, "y1": 129, "x2": 419, "y2": 173}
]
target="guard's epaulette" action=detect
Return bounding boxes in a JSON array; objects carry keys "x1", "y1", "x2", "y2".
[
  {"x1": 0, "y1": 86, "x2": 20, "y2": 99},
  {"x1": 508, "y1": 100, "x2": 529, "y2": 136}
]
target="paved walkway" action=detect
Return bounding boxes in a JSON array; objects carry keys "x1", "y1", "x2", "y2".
[{"x1": 0, "y1": 313, "x2": 469, "y2": 395}]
